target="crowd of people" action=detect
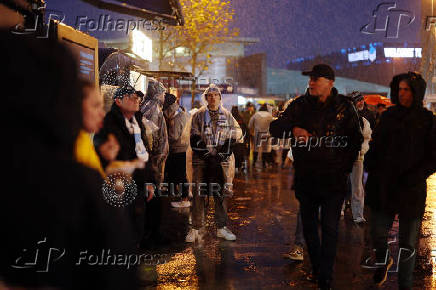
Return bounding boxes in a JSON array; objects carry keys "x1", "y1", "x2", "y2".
[
  {"x1": 269, "y1": 65, "x2": 436, "y2": 290},
  {"x1": 1, "y1": 2, "x2": 436, "y2": 289}
]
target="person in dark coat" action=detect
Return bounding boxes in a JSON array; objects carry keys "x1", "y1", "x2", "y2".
[
  {"x1": 95, "y1": 86, "x2": 153, "y2": 246},
  {"x1": 0, "y1": 4, "x2": 137, "y2": 288},
  {"x1": 364, "y1": 72, "x2": 436, "y2": 289},
  {"x1": 231, "y1": 106, "x2": 249, "y2": 171},
  {"x1": 270, "y1": 64, "x2": 363, "y2": 289}
]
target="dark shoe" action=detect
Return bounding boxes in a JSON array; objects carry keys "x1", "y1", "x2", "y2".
[
  {"x1": 306, "y1": 271, "x2": 318, "y2": 283},
  {"x1": 317, "y1": 279, "x2": 332, "y2": 290},
  {"x1": 373, "y1": 256, "x2": 393, "y2": 286}
]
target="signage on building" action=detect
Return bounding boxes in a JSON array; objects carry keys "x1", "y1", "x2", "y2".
[
  {"x1": 131, "y1": 30, "x2": 152, "y2": 62},
  {"x1": 384, "y1": 48, "x2": 422, "y2": 58},
  {"x1": 57, "y1": 23, "x2": 99, "y2": 85},
  {"x1": 347, "y1": 43, "x2": 377, "y2": 63}
]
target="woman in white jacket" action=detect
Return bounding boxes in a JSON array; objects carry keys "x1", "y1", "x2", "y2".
[
  {"x1": 349, "y1": 92, "x2": 372, "y2": 224},
  {"x1": 248, "y1": 104, "x2": 274, "y2": 168}
]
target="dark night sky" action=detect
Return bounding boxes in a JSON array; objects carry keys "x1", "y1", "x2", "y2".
[
  {"x1": 47, "y1": 0, "x2": 422, "y2": 68},
  {"x1": 230, "y1": 0, "x2": 421, "y2": 67}
]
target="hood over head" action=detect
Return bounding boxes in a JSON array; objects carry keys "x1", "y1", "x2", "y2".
[
  {"x1": 145, "y1": 78, "x2": 166, "y2": 104},
  {"x1": 390, "y1": 71, "x2": 426, "y2": 108},
  {"x1": 201, "y1": 84, "x2": 222, "y2": 107},
  {"x1": 163, "y1": 93, "x2": 177, "y2": 111}
]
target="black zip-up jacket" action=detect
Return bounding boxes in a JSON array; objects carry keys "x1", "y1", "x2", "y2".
[{"x1": 270, "y1": 88, "x2": 363, "y2": 179}]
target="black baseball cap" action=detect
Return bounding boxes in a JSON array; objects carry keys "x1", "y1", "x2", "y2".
[
  {"x1": 348, "y1": 91, "x2": 364, "y2": 103},
  {"x1": 113, "y1": 85, "x2": 136, "y2": 100},
  {"x1": 302, "y1": 64, "x2": 335, "y2": 81}
]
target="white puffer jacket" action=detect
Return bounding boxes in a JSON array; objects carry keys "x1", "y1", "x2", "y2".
[{"x1": 358, "y1": 117, "x2": 372, "y2": 161}]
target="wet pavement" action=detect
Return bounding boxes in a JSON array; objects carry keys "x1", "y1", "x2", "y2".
[{"x1": 138, "y1": 167, "x2": 436, "y2": 290}]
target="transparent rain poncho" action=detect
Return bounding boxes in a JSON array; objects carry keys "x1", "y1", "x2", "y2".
[
  {"x1": 140, "y1": 78, "x2": 169, "y2": 183},
  {"x1": 99, "y1": 51, "x2": 135, "y2": 112},
  {"x1": 188, "y1": 85, "x2": 243, "y2": 192}
]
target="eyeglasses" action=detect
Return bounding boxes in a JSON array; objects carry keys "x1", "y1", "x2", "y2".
[{"x1": 126, "y1": 94, "x2": 143, "y2": 103}]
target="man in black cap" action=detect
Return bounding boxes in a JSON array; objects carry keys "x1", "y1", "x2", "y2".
[
  {"x1": 270, "y1": 64, "x2": 363, "y2": 289},
  {"x1": 352, "y1": 91, "x2": 377, "y2": 130},
  {"x1": 95, "y1": 85, "x2": 153, "y2": 245}
]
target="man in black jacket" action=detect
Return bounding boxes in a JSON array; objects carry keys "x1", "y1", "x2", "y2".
[
  {"x1": 95, "y1": 86, "x2": 153, "y2": 245},
  {"x1": 270, "y1": 64, "x2": 362, "y2": 289},
  {"x1": 365, "y1": 72, "x2": 436, "y2": 289}
]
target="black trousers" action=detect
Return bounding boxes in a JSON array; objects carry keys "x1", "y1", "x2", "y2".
[
  {"x1": 296, "y1": 176, "x2": 347, "y2": 282},
  {"x1": 164, "y1": 152, "x2": 188, "y2": 198}
]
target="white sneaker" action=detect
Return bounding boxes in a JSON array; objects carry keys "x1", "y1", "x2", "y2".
[
  {"x1": 185, "y1": 228, "x2": 199, "y2": 243},
  {"x1": 217, "y1": 227, "x2": 236, "y2": 241},
  {"x1": 283, "y1": 245, "x2": 304, "y2": 261},
  {"x1": 171, "y1": 201, "x2": 191, "y2": 208},
  {"x1": 353, "y1": 217, "x2": 367, "y2": 224}
]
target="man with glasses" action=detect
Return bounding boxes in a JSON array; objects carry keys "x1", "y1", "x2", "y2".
[
  {"x1": 270, "y1": 64, "x2": 362, "y2": 289},
  {"x1": 95, "y1": 85, "x2": 152, "y2": 246}
]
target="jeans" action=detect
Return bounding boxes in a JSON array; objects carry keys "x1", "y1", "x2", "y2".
[
  {"x1": 297, "y1": 185, "x2": 346, "y2": 282},
  {"x1": 191, "y1": 159, "x2": 231, "y2": 230},
  {"x1": 350, "y1": 160, "x2": 365, "y2": 220},
  {"x1": 371, "y1": 210, "x2": 422, "y2": 288}
]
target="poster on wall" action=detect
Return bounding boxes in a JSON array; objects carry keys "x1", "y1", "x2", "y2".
[{"x1": 56, "y1": 22, "x2": 99, "y2": 85}]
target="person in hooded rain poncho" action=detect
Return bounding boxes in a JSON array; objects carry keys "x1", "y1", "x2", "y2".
[
  {"x1": 140, "y1": 78, "x2": 169, "y2": 246},
  {"x1": 186, "y1": 85, "x2": 243, "y2": 243},
  {"x1": 163, "y1": 93, "x2": 191, "y2": 208},
  {"x1": 364, "y1": 72, "x2": 436, "y2": 289}
]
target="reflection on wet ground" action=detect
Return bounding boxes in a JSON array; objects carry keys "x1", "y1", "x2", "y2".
[{"x1": 139, "y1": 168, "x2": 436, "y2": 289}]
